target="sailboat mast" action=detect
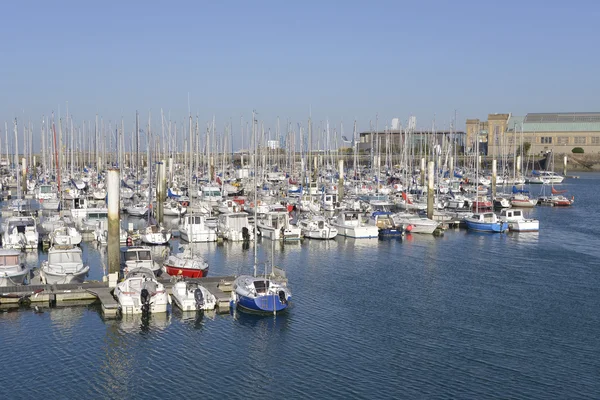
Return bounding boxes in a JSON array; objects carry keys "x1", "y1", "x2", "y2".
[
  {"x1": 52, "y1": 116, "x2": 61, "y2": 195},
  {"x1": 253, "y1": 110, "x2": 258, "y2": 278}
]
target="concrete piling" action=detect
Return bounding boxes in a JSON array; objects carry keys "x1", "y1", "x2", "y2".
[
  {"x1": 21, "y1": 158, "x2": 26, "y2": 194},
  {"x1": 516, "y1": 155, "x2": 521, "y2": 174},
  {"x1": 107, "y1": 168, "x2": 120, "y2": 281},
  {"x1": 563, "y1": 155, "x2": 567, "y2": 176},
  {"x1": 427, "y1": 161, "x2": 434, "y2": 220}
]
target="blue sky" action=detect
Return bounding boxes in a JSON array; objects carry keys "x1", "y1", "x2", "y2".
[{"x1": 1, "y1": 0, "x2": 598, "y2": 150}]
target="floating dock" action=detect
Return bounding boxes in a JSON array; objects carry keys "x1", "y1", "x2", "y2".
[{"x1": 0, "y1": 275, "x2": 236, "y2": 318}]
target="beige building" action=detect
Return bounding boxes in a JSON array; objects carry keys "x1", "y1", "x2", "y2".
[{"x1": 466, "y1": 112, "x2": 600, "y2": 155}]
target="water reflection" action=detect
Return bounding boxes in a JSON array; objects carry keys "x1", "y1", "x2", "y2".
[{"x1": 117, "y1": 312, "x2": 172, "y2": 334}]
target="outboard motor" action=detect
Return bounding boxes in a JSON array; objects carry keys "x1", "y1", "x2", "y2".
[
  {"x1": 242, "y1": 227, "x2": 250, "y2": 241},
  {"x1": 278, "y1": 290, "x2": 287, "y2": 305},
  {"x1": 140, "y1": 288, "x2": 150, "y2": 314},
  {"x1": 194, "y1": 288, "x2": 204, "y2": 310}
]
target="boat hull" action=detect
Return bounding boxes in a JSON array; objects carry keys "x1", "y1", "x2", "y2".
[
  {"x1": 164, "y1": 264, "x2": 208, "y2": 278},
  {"x1": 465, "y1": 220, "x2": 508, "y2": 233},
  {"x1": 236, "y1": 293, "x2": 290, "y2": 313},
  {"x1": 0, "y1": 268, "x2": 29, "y2": 286},
  {"x1": 40, "y1": 266, "x2": 89, "y2": 285}
]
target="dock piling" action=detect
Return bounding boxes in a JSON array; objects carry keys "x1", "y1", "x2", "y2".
[
  {"x1": 107, "y1": 168, "x2": 120, "y2": 282},
  {"x1": 157, "y1": 160, "x2": 166, "y2": 224},
  {"x1": 563, "y1": 155, "x2": 567, "y2": 176},
  {"x1": 420, "y1": 158, "x2": 426, "y2": 187}
]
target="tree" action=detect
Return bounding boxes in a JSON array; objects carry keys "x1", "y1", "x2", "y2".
[
  {"x1": 572, "y1": 147, "x2": 584, "y2": 154},
  {"x1": 516, "y1": 142, "x2": 531, "y2": 155}
]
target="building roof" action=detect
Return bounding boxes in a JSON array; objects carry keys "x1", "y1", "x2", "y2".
[{"x1": 508, "y1": 112, "x2": 600, "y2": 133}]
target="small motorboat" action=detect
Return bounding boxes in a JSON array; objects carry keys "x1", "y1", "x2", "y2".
[
  {"x1": 170, "y1": 281, "x2": 216, "y2": 311},
  {"x1": 114, "y1": 267, "x2": 168, "y2": 315},
  {"x1": 40, "y1": 245, "x2": 90, "y2": 284},
  {"x1": 0, "y1": 249, "x2": 29, "y2": 287}
]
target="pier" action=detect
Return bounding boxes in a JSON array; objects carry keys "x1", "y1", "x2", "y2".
[{"x1": 0, "y1": 275, "x2": 236, "y2": 318}]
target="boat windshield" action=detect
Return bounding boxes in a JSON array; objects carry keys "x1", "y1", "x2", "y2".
[
  {"x1": 0, "y1": 255, "x2": 19, "y2": 265},
  {"x1": 49, "y1": 251, "x2": 81, "y2": 264},
  {"x1": 138, "y1": 251, "x2": 152, "y2": 261}
]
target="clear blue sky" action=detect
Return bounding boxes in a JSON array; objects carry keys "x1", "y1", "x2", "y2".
[{"x1": 1, "y1": 0, "x2": 598, "y2": 151}]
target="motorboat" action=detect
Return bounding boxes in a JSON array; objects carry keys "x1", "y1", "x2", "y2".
[
  {"x1": 69, "y1": 196, "x2": 108, "y2": 219},
  {"x1": 49, "y1": 226, "x2": 82, "y2": 246},
  {"x1": 163, "y1": 247, "x2": 209, "y2": 278},
  {"x1": 198, "y1": 185, "x2": 222, "y2": 208},
  {"x1": 179, "y1": 215, "x2": 217, "y2": 243},
  {"x1": 40, "y1": 245, "x2": 90, "y2": 284},
  {"x1": 368, "y1": 211, "x2": 403, "y2": 237},
  {"x1": 139, "y1": 224, "x2": 172, "y2": 245},
  {"x1": 463, "y1": 212, "x2": 508, "y2": 233},
  {"x1": 510, "y1": 193, "x2": 537, "y2": 208},
  {"x1": 526, "y1": 170, "x2": 564, "y2": 184},
  {"x1": 331, "y1": 211, "x2": 379, "y2": 238},
  {"x1": 297, "y1": 215, "x2": 338, "y2": 239},
  {"x1": 163, "y1": 200, "x2": 187, "y2": 217},
  {"x1": 126, "y1": 202, "x2": 149, "y2": 217},
  {"x1": 217, "y1": 212, "x2": 254, "y2": 242},
  {"x1": 114, "y1": 267, "x2": 168, "y2": 315},
  {"x1": 121, "y1": 245, "x2": 162, "y2": 276},
  {"x1": 231, "y1": 271, "x2": 291, "y2": 313},
  {"x1": 2, "y1": 216, "x2": 39, "y2": 250},
  {"x1": 170, "y1": 281, "x2": 216, "y2": 311},
  {"x1": 499, "y1": 209, "x2": 539, "y2": 232},
  {"x1": 0, "y1": 249, "x2": 28, "y2": 287},
  {"x1": 392, "y1": 212, "x2": 439, "y2": 234},
  {"x1": 256, "y1": 210, "x2": 301, "y2": 241}
]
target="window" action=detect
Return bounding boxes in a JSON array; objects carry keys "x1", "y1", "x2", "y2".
[
  {"x1": 592, "y1": 137, "x2": 600, "y2": 144},
  {"x1": 557, "y1": 136, "x2": 569, "y2": 145},
  {"x1": 574, "y1": 137, "x2": 586, "y2": 145},
  {"x1": 508, "y1": 137, "x2": 515, "y2": 145},
  {"x1": 541, "y1": 137, "x2": 552, "y2": 144}
]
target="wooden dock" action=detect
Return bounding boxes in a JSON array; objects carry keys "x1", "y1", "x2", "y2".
[{"x1": 0, "y1": 275, "x2": 236, "y2": 318}]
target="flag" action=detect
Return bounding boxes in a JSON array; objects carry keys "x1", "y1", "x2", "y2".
[{"x1": 402, "y1": 191, "x2": 413, "y2": 205}]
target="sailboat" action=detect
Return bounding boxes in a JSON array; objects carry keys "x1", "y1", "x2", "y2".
[{"x1": 230, "y1": 111, "x2": 291, "y2": 314}]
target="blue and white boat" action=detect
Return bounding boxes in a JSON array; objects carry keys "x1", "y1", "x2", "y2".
[
  {"x1": 463, "y1": 212, "x2": 508, "y2": 233},
  {"x1": 369, "y1": 211, "x2": 403, "y2": 237},
  {"x1": 231, "y1": 271, "x2": 291, "y2": 313}
]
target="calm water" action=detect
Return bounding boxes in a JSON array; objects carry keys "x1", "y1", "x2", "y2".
[{"x1": 2, "y1": 174, "x2": 600, "y2": 399}]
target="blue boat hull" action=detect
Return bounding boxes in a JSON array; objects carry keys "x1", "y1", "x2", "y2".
[
  {"x1": 236, "y1": 294, "x2": 290, "y2": 313},
  {"x1": 465, "y1": 220, "x2": 508, "y2": 233}
]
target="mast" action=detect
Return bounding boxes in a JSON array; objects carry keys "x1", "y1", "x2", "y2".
[
  {"x1": 252, "y1": 110, "x2": 258, "y2": 278},
  {"x1": 52, "y1": 115, "x2": 61, "y2": 196}
]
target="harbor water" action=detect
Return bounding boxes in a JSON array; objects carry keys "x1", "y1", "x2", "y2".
[{"x1": 1, "y1": 174, "x2": 600, "y2": 399}]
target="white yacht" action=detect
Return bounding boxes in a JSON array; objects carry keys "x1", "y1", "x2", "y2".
[
  {"x1": 114, "y1": 267, "x2": 168, "y2": 315},
  {"x1": 40, "y1": 245, "x2": 89, "y2": 284},
  {"x1": 198, "y1": 185, "x2": 223, "y2": 208},
  {"x1": 139, "y1": 224, "x2": 172, "y2": 245},
  {"x1": 256, "y1": 211, "x2": 301, "y2": 241},
  {"x1": 179, "y1": 215, "x2": 217, "y2": 243},
  {"x1": 499, "y1": 209, "x2": 540, "y2": 232},
  {"x1": 392, "y1": 212, "x2": 439, "y2": 234},
  {"x1": 331, "y1": 211, "x2": 379, "y2": 238},
  {"x1": 217, "y1": 212, "x2": 254, "y2": 242},
  {"x1": 49, "y1": 226, "x2": 82, "y2": 246},
  {"x1": 0, "y1": 249, "x2": 28, "y2": 287},
  {"x1": 120, "y1": 246, "x2": 162, "y2": 276},
  {"x1": 170, "y1": 281, "x2": 216, "y2": 311},
  {"x1": 2, "y1": 216, "x2": 39, "y2": 250},
  {"x1": 298, "y1": 215, "x2": 338, "y2": 239}
]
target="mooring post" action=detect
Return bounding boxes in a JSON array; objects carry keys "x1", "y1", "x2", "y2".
[
  {"x1": 107, "y1": 168, "x2": 120, "y2": 286},
  {"x1": 563, "y1": 155, "x2": 567, "y2": 177},
  {"x1": 427, "y1": 161, "x2": 434, "y2": 220}
]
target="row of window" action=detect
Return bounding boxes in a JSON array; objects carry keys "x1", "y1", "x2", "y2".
[{"x1": 538, "y1": 136, "x2": 600, "y2": 145}]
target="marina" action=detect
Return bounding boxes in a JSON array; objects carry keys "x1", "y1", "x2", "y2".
[{"x1": 2, "y1": 2, "x2": 600, "y2": 398}]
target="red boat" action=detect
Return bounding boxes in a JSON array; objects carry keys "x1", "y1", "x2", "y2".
[{"x1": 163, "y1": 250, "x2": 209, "y2": 278}]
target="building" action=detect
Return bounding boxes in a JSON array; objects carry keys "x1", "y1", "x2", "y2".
[
  {"x1": 467, "y1": 112, "x2": 600, "y2": 156},
  {"x1": 357, "y1": 129, "x2": 465, "y2": 153}
]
